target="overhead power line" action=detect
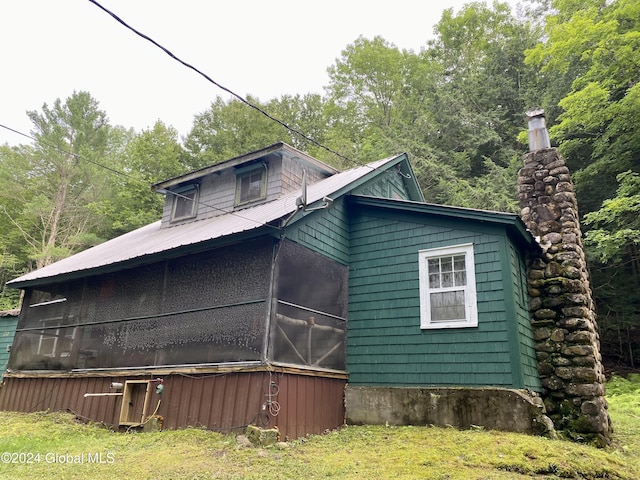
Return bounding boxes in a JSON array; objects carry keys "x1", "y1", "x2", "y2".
[
  {"x1": 1, "y1": 0, "x2": 383, "y2": 233},
  {"x1": 0, "y1": 123, "x2": 130, "y2": 179},
  {"x1": 87, "y1": 0, "x2": 364, "y2": 169},
  {"x1": 0, "y1": 123, "x2": 281, "y2": 232}
]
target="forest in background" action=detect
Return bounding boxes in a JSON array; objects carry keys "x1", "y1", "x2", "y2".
[{"x1": 0, "y1": 0, "x2": 638, "y2": 369}]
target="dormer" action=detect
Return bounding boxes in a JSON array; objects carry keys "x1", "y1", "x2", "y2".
[{"x1": 152, "y1": 142, "x2": 339, "y2": 227}]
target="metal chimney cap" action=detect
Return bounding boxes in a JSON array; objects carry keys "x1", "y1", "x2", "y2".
[
  {"x1": 526, "y1": 107, "x2": 551, "y2": 151},
  {"x1": 526, "y1": 107, "x2": 545, "y2": 118}
]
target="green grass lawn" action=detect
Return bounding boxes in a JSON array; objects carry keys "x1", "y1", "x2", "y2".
[{"x1": 0, "y1": 376, "x2": 638, "y2": 479}]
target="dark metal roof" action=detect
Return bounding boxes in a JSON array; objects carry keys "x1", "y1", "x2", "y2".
[{"x1": 8, "y1": 154, "x2": 405, "y2": 288}]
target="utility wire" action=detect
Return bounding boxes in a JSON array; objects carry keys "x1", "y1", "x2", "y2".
[
  {"x1": 1, "y1": 0, "x2": 387, "y2": 230},
  {"x1": 0, "y1": 123, "x2": 130, "y2": 179},
  {"x1": 0, "y1": 123, "x2": 281, "y2": 231},
  {"x1": 87, "y1": 0, "x2": 367, "y2": 169}
]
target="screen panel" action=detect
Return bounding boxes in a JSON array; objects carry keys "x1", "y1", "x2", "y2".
[
  {"x1": 271, "y1": 240, "x2": 348, "y2": 371},
  {"x1": 9, "y1": 238, "x2": 275, "y2": 371}
]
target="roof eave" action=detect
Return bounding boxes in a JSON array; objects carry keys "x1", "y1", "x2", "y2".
[
  {"x1": 347, "y1": 194, "x2": 539, "y2": 250},
  {"x1": 7, "y1": 225, "x2": 280, "y2": 290},
  {"x1": 398, "y1": 157, "x2": 425, "y2": 202},
  {"x1": 152, "y1": 142, "x2": 339, "y2": 192}
]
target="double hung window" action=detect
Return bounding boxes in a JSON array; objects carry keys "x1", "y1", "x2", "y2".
[{"x1": 418, "y1": 244, "x2": 478, "y2": 329}]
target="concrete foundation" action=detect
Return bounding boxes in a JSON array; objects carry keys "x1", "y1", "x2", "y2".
[{"x1": 345, "y1": 386, "x2": 555, "y2": 437}]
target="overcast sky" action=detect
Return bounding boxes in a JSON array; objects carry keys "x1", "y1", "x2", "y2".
[{"x1": 1, "y1": 0, "x2": 520, "y2": 146}]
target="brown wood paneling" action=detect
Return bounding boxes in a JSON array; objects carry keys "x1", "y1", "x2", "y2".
[
  {"x1": 8, "y1": 376, "x2": 20, "y2": 410},
  {"x1": 0, "y1": 369, "x2": 345, "y2": 439}
]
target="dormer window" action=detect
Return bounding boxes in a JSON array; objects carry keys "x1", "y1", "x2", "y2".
[
  {"x1": 170, "y1": 185, "x2": 199, "y2": 222},
  {"x1": 235, "y1": 163, "x2": 267, "y2": 206}
]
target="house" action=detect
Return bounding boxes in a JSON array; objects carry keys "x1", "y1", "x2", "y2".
[
  {"x1": 0, "y1": 142, "x2": 548, "y2": 439},
  {"x1": 0, "y1": 309, "x2": 19, "y2": 380}
]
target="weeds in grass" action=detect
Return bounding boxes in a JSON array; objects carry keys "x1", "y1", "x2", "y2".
[
  {"x1": 0, "y1": 378, "x2": 638, "y2": 479},
  {"x1": 606, "y1": 373, "x2": 640, "y2": 459}
]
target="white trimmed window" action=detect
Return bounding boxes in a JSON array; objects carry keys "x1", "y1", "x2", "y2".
[{"x1": 418, "y1": 243, "x2": 478, "y2": 329}]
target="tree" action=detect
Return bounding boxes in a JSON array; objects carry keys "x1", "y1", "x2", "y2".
[
  {"x1": 584, "y1": 171, "x2": 640, "y2": 264},
  {"x1": 269, "y1": 94, "x2": 335, "y2": 164},
  {"x1": 0, "y1": 145, "x2": 28, "y2": 308},
  {"x1": 583, "y1": 171, "x2": 640, "y2": 367},
  {"x1": 184, "y1": 94, "x2": 336, "y2": 169},
  {"x1": 184, "y1": 96, "x2": 283, "y2": 169},
  {"x1": 323, "y1": 3, "x2": 540, "y2": 210},
  {"x1": 327, "y1": 35, "x2": 408, "y2": 129},
  {"x1": 325, "y1": 36, "x2": 412, "y2": 164},
  {"x1": 427, "y1": 1, "x2": 542, "y2": 174},
  {"x1": 0, "y1": 91, "x2": 112, "y2": 270},
  {"x1": 526, "y1": 0, "x2": 640, "y2": 368},
  {"x1": 526, "y1": 0, "x2": 640, "y2": 213},
  {"x1": 90, "y1": 121, "x2": 186, "y2": 236}
]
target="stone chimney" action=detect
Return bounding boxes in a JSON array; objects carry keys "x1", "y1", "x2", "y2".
[{"x1": 518, "y1": 109, "x2": 611, "y2": 445}]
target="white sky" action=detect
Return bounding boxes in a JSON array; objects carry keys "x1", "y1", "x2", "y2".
[{"x1": 0, "y1": 0, "x2": 519, "y2": 146}]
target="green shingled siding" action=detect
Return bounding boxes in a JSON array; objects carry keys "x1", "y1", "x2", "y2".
[
  {"x1": 289, "y1": 171, "x2": 412, "y2": 264},
  {"x1": 509, "y1": 242, "x2": 542, "y2": 390},
  {"x1": 288, "y1": 198, "x2": 351, "y2": 264},
  {"x1": 348, "y1": 209, "x2": 536, "y2": 388},
  {"x1": 353, "y1": 170, "x2": 409, "y2": 200},
  {"x1": 0, "y1": 316, "x2": 18, "y2": 379}
]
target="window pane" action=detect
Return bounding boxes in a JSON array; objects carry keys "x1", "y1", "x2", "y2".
[
  {"x1": 273, "y1": 240, "x2": 348, "y2": 370},
  {"x1": 275, "y1": 240, "x2": 348, "y2": 318},
  {"x1": 272, "y1": 307, "x2": 345, "y2": 370},
  {"x1": 173, "y1": 190, "x2": 196, "y2": 219},
  {"x1": 430, "y1": 290, "x2": 466, "y2": 322},
  {"x1": 248, "y1": 171, "x2": 262, "y2": 197},
  {"x1": 239, "y1": 176, "x2": 251, "y2": 202},
  {"x1": 441, "y1": 257, "x2": 453, "y2": 272},
  {"x1": 10, "y1": 299, "x2": 266, "y2": 371},
  {"x1": 239, "y1": 169, "x2": 264, "y2": 203},
  {"x1": 428, "y1": 258, "x2": 440, "y2": 274},
  {"x1": 420, "y1": 245, "x2": 476, "y2": 329},
  {"x1": 9, "y1": 240, "x2": 275, "y2": 371}
]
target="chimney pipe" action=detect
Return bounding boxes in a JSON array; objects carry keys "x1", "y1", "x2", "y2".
[{"x1": 526, "y1": 108, "x2": 551, "y2": 151}]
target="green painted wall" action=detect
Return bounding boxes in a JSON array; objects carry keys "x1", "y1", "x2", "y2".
[
  {"x1": 0, "y1": 314, "x2": 19, "y2": 379},
  {"x1": 287, "y1": 198, "x2": 351, "y2": 265},
  {"x1": 289, "y1": 167, "x2": 413, "y2": 264},
  {"x1": 508, "y1": 242, "x2": 542, "y2": 390},
  {"x1": 353, "y1": 169, "x2": 410, "y2": 200},
  {"x1": 284, "y1": 164, "x2": 539, "y2": 390},
  {"x1": 347, "y1": 207, "x2": 541, "y2": 391}
]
